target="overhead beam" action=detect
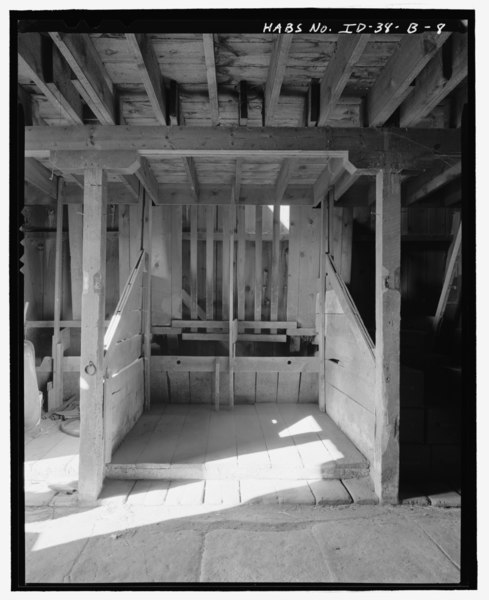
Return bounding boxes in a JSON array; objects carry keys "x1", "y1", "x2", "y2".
[
  {"x1": 18, "y1": 33, "x2": 84, "y2": 124},
  {"x1": 49, "y1": 32, "x2": 115, "y2": 125},
  {"x1": 25, "y1": 126, "x2": 461, "y2": 169},
  {"x1": 400, "y1": 34, "x2": 468, "y2": 127},
  {"x1": 318, "y1": 34, "x2": 370, "y2": 126},
  {"x1": 403, "y1": 160, "x2": 461, "y2": 205},
  {"x1": 126, "y1": 34, "x2": 168, "y2": 126},
  {"x1": 264, "y1": 34, "x2": 294, "y2": 126},
  {"x1": 274, "y1": 158, "x2": 295, "y2": 204},
  {"x1": 367, "y1": 32, "x2": 451, "y2": 127},
  {"x1": 135, "y1": 156, "x2": 159, "y2": 205},
  {"x1": 202, "y1": 34, "x2": 219, "y2": 126},
  {"x1": 313, "y1": 158, "x2": 347, "y2": 206}
]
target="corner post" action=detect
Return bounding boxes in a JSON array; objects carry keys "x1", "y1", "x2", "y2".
[
  {"x1": 374, "y1": 169, "x2": 401, "y2": 504},
  {"x1": 78, "y1": 167, "x2": 107, "y2": 503}
]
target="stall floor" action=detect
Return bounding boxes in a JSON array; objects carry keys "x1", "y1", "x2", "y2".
[{"x1": 107, "y1": 403, "x2": 369, "y2": 481}]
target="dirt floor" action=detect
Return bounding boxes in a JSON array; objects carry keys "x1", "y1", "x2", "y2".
[{"x1": 23, "y1": 500, "x2": 461, "y2": 586}]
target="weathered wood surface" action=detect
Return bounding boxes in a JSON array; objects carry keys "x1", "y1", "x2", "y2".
[{"x1": 78, "y1": 167, "x2": 107, "y2": 502}]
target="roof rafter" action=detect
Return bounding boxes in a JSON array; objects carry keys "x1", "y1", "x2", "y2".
[
  {"x1": 264, "y1": 34, "x2": 294, "y2": 126},
  {"x1": 318, "y1": 34, "x2": 370, "y2": 126},
  {"x1": 126, "y1": 33, "x2": 168, "y2": 126},
  {"x1": 403, "y1": 160, "x2": 461, "y2": 205},
  {"x1": 367, "y1": 32, "x2": 451, "y2": 127},
  {"x1": 399, "y1": 33, "x2": 468, "y2": 127},
  {"x1": 202, "y1": 34, "x2": 219, "y2": 126}
]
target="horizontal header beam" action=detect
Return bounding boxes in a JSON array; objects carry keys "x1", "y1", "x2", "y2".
[{"x1": 24, "y1": 126, "x2": 461, "y2": 170}]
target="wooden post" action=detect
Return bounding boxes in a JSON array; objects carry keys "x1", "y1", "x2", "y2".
[
  {"x1": 68, "y1": 204, "x2": 83, "y2": 320},
  {"x1": 78, "y1": 168, "x2": 107, "y2": 503},
  {"x1": 254, "y1": 206, "x2": 263, "y2": 333},
  {"x1": 270, "y1": 204, "x2": 280, "y2": 332},
  {"x1": 118, "y1": 205, "x2": 130, "y2": 295},
  {"x1": 228, "y1": 204, "x2": 236, "y2": 407},
  {"x1": 205, "y1": 205, "x2": 215, "y2": 320},
  {"x1": 142, "y1": 189, "x2": 152, "y2": 411},
  {"x1": 374, "y1": 169, "x2": 401, "y2": 504},
  {"x1": 49, "y1": 178, "x2": 64, "y2": 411},
  {"x1": 318, "y1": 194, "x2": 328, "y2": 412}
]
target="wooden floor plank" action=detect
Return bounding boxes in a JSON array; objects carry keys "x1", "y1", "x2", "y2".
[
  {"x1": 255, "y1": 372, "x2": 278, "y2": 402},
  {"x1": 135, "y1": 407, "x2": 189, "y2": 464},
  {"x1": 126, "y1": 479, "x2": 171, "y2": 505},
  {"x1": 255, "y1": 404, "x2": 304, "y2": 469},
  {"x1": 171, "y1": 406, "x2": 211, "y2": 465},
  {"x1": 110, "y1": 411, "x2": 165, "y2": 464},
  {"x1": 234, "y1": 405, "x2": 270, "y2": 469},
  {"x1": 205, "y1": 408, "x2": 238, "y2": 470},
  {"x1": 165, "y1": 479, "x2": 205, "y2": 505}
]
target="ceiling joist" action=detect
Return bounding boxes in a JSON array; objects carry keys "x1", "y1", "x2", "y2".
[
  {"x1": 264, "y1": 34, "x2": 294, "y2": 126},
  {"x1": 202, "y1": 34, "x2": 219, "y2": 126}
]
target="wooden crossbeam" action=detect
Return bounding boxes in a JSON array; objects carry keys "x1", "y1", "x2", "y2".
[
  {"x1": 18, "y1": 33, "x2": 84, "y2": 124},
  {"x1": 154, "y1": 355, "x2": 321, "y2": 373},
  {"x1": 318, "y1": 35, "x2": 370, "y2": 126},
  {"x1": 24, "y1": 158, "x2": 58, "y2": 199},
  {"x1": 367, "y1": 32, "x2": 451, "y2": 127},
  {"x1": 313, "y1": 158, "x2": 344, "y2": 206},
  {"x1": 202, "y1": 34, "x2": 219, "y2": 126},
  {"x1": 135, "y1": 157, "x2": 159, "y2": 205},
  {"x1": 400, "y1": 34, "x2": 468, "y2": 127},
  {"x1": 403, "y1": 160, "x2": 461, "y2": 206},
  {"x1": 274, "y1": 158, "x2": 295, "y2": 204},
  {"x1": 264, "y1": 34, "x2": 294, "y2": 126},
  {"x1": 126, "y1": 34, "x2": 167, "y2": 126},
  {"x1": 25, "y1": 126, "x2": 461, "y2": 169},
  {"x1": 49, "y1": 32, "x2": 115, "y2": 125}
]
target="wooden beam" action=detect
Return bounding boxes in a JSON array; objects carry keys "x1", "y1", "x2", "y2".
[
  {"x1": 228, "y1": 206, "x2": 236, "y2": 408},
  {"x1": 367, "y1": 33, "x2": 451, "y2": 127},
  {"x1": 274, "y1": 159, "x2": 295, "y2": 204},
  {"x1": 68, "y1": 204, "x2": 83, "y2": 320},
  {"x1": 238, "y1": 81, "x2": 248, "y2": 126},
  {"x1": 142, "y1": 190, "x2": 152, "y2": 410},
  {"x1": 154, "y1": 355, "x2": 320, "y2": 373},
  {"x1": 205, "y1": 206, "x2": 215, "y2": 320},
  {"x1": 49, "y1": 33, "x2": 115, "y2": 125},
  {"x1": 306, "y1": 79, "x2": 320, "y2": 127},
  {"x1": 135, "y1": 157, "x2": 159, "y2": 205},
  {"x1": 313, "y1": 158, "x2": 344, "y2": 207},
  {"x1": 168, "y1": 80, "x2": 180, "y2": 126},
  {"x1": 78, "y1": 167, "x2": 107, "y2": 502},
  {"x1": 190, "y1": 206, "x2": 198, "y2": 321},
  {"x1": 18, "y1": 33, "x2": 84, "y2": 124},
  {"x1": 264, "y1": 34, "x2": 294, "y2": 125},
  {"x1": 18, "y1": 84, "x2": 33, "y2": 126},
  {"x1": 318, "y1": 193, "x2": 328, "y2": 412},
  {"x1": 318, "y1": 35, "x2": 370, "y2": 126},
  {"x1": 25, "y1": 126, "x2": 461, "y2": 169},
  {"x1": 235, "y1": 159, "x2": 242, "y2": 202},
  {"x1": 202, "y1": 34, "x2": 219, "y2": 126},
  {"x1": 254, "y1": 206, "x2": 263, "y2": 328},
  {"x1": 25, "y1": 158, "x2": 58, "y2": 199},
  {"x1": 374, "y1": 170, "x2": 401, "y2": 504},
  {"x1": 400, "y1": 34, "x2": 468, "y2": 127},
  {"x1": 236, "y1": 205, "x2": 246, "y2": 321},
  {"x1": 182, "y1": 158, "x2": 200, "y2": 201},
  {"x1": 434, "y1": 221, "x2": 462, "y2": 333},
  {"x1": 126, "y1": 34, "x2": 167, "y2": 126},
  {"x1": 270, "y1": 204, "x2": 281, "y2": 325},
  {"x1": 403, "y1": 161, "x2": 461, "y2": 206}
]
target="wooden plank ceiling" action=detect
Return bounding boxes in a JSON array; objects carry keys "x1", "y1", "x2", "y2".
[{"x1": 18, "y1": 31, "x2": 467, "y2": 206}]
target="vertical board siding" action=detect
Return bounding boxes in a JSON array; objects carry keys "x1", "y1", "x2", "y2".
[{"x1": 151, "y1": 206, "x2": 172, "y2": 326}]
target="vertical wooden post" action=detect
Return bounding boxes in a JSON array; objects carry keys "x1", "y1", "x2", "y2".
[
  {"x1": 237, "y1": 205, "x2": 246, "y2": 321},
  {"x1": 270, "y1": 204, "x2": 280, "y2": 331},
  {"x1": 118, "y1": 204, "x2": 130, "y2": 295},
  {"x1": 142, "y1": 190, "x2": 152, "y2": 411},
  {"x1": 79, "y1": 168, "x2": 107, "y2": 503},
  {"x1": 254, "y1": 205, "x2": 263, "y2": 332},
  {"x1": 49, "y1": 178, "x2": 64, "y2": 411},
  {"x1": 205, "y1": 205, "x2": 215, "y2": 320},
  {"x1": 228, "y1": 204, "x2": 236, "y2": 407},
  {"x1": 222, "y1": 207, "x2": 230, "y2": 320},
  {"x1": 318, "y1": 194, "x2": 328, "y2": 412},
  {"x1": 374, "y1": 169, "x2": 401, "y2": 504},
  {"x1": 68, "y1": 204, "x2": 83, "y2": 320}
]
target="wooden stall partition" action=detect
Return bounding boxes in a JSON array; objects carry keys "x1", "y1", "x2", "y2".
[{"x1": 324, "y1": 254, "x2": 376, "y2": 466}]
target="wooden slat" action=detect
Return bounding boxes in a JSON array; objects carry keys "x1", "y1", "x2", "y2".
[
  {"x1": 126, "y1": 34, "x2": 167, "y2": 126},
  {"x1": 182, "y1": 290, "x2": 206, "y2": 321},
  {"x1": 400, "y1": 34, "x2": 468, "y2": 127},
  {"x1": 205, "y1": 205, "x2": 215, "y2": 320},
  {"x1": 367, "y1": 32, "x2": 451, "y2": 127},
  {"x1": 151, "y1": 205, "x2": 172, "y2": 326},
  {"x1": 171, "y1": 206, "x2": 183, "y2": 320},
  {"x1": 171, "y1": 319, "x2": 296, "y2": 330},
  {"x1": 181, "y1": 333, "x2": 286, "y2": 342},
  {"x1": 68, "y1": 205, "x2": 83, "y2": 320},
  {"x1": 374, "y1": 169, "x2": 402, "y2": 503},
  {"x1": 270, "y1": 204, "x2": 281, "y2": 326},
  {"x1": 106, "y1": 334, "x2": 143, "y2": 377},
  {"x1": 222, "y1": 207, "x2": 230, "y2": 320},
  {"x1": 318, "y1": 35, "x2": 370, "y2": 126},
  {"x1": 49, "y1": 32, "x2": 115, "y2": 125},
  {"x1": 78, "y1": 167, "x2": 107, "y2": 502},
  {"x1": 152, "y1": 355, "x2": 320, "y2": 373},
  {"x1": 254, "y1": 206, "x2": 263, "y2": 328},
  {"x1": 18, "y1": 33, "x2": 84, "y2": 125},
  {"x1": 264, "y1": 34, "x2": 294, "y2": 126},
  {"x1": 237, "y1": 205, "x2": 246, "y2": 321},
  {"x1": 118, "y1": 204, "x2": 131, "y2": 296},
  {"x1": 190, "y1": 205, "x2": 198, "y2": 321},
  {"x1": 434, "y1": 221, "x2": 462, "y2": 332},
  {"x1": 202, "y1": 34, "x2": 219, "y2": 126}
]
